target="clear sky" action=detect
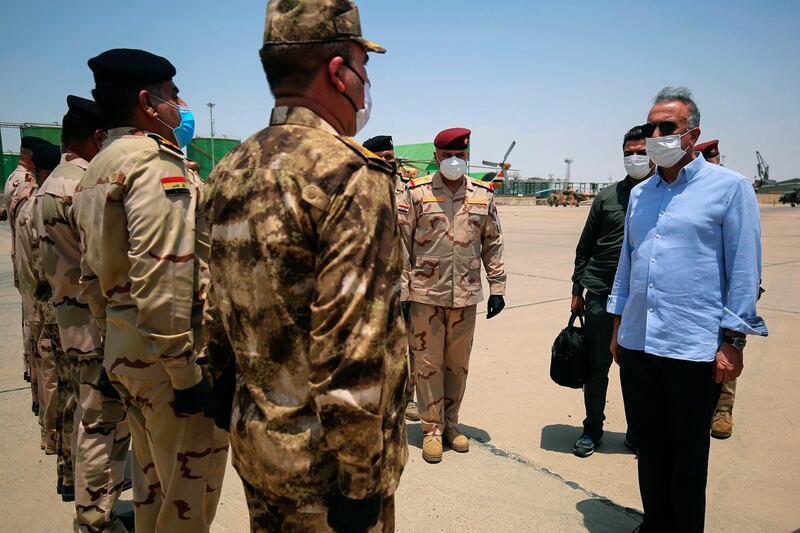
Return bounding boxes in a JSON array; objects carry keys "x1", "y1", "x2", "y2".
[{"x1": 1, "y1": 1, "x2": 798, "y2": 182}]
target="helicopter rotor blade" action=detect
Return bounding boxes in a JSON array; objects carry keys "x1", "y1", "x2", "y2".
[
  {"x1": 482, "y1": 160, "x2": 500, "y2": 167},
  {"x1": 500, "y1": 141, "x2": 516, "y2": 165}
]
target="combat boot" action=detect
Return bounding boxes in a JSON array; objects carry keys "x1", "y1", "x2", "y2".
[
  {"x1": 422, "y1": 435, "x2": 443, "y2": 463},
  {"x1": 444, "y1": 427, "x2": 469, "y2": 453},
  {"x1": 711, "y1": 410, "x2": 733, "y2": 439},
  {"x1": 405, "y1": 401, "x2": 419, "y2": 421}
]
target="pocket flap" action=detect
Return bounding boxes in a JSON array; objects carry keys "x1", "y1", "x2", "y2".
[{"x1": 415, "y1": 255, "x2": 439, "y2": 267}]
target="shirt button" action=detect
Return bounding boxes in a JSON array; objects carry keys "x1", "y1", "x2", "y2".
[
  {"x1": 649, "y1": 283, "x2": 654, "y2": 288},
  {"x1": 656, "y1": 234, "x2": 661, "y2": 239},
  {"x1": 649, "y1": 307, "x2": 655, "y2": 313},
  {"x1": 668, "y1": 188, "x2": 672, "y2": 192},
  {"x1": 651, "y1": 257, "x2": 656, "y2": 263}
]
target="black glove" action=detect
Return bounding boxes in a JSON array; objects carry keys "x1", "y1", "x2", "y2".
[
  {"x1": 327, "y1": 492, "x2": 382, "y2": 533},
  {"x1": 486, "y1": 295, "x2": 505, "y2": 319},
  {"x1": 173, "y1": 380, "x2": 209, "y2": 416},
  {"x1": 401, "y1": 301, "x2": 411, "y2": 322},
  {"x1": 203, "y1": 358, "x2": 237, "y2": 431}
]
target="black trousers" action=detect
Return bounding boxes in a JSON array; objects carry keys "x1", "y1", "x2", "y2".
[
  {"x1": 582, "y1": 291, "x2": 614, "y2": 438},
  {"x1": 618, "y1": 346, "x2": 722, "y2": 533}
]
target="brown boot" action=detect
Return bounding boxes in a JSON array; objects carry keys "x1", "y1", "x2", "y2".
[
  {"x1": 711, "y1": 410, "x2": 733, "y2": 439},
  {"x1": 422, "y1": 435, "x2": 443, "y2": 463},
  {"x1": 405, "y1": 401, "x2": 420, "y2": 421},
  {"x1": 444, "y1": 427, "x2": 469, "y2": 453}
]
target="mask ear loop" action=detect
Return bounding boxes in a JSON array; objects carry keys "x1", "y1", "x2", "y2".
[{"x1": 340, "y1": 63, "x2": 367, "y2": 113}]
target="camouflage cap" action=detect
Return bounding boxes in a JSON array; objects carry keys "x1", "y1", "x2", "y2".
[{"x1": 263, "y1": 0, "x2": 386, "y2": 53}]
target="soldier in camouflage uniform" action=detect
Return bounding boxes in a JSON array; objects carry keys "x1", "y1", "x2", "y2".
[
  {"x1": 398, "y1": 128, "x2": 506, "y2": 463},
  {"x1": 36, "y1": 95, "x2": 133, "y2": 532},
  {"x1": 363, "y1": 134, "x2": 420, "y2": 422},
  {"x1": 17, "y1": 143, "x2": 76, "y2": 500},
  {"x1": 6, "y1": 136, "x2": 47, "y2": 397},
  {"x1": 204, "y1": 1, "x2": 407, "y2": 531},
  {"x1": 74, "y1": 49, "x2": 228, "y2": 532}
]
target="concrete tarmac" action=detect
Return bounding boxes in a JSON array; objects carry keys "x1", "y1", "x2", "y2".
[{"x1": 0, "y1": 204, "x2": 797, "y2": 532}]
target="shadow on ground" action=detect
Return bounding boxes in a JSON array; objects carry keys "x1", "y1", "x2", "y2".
[
  {"x1": 406, "y1": 422, "x2": 492, "y2": 450},
  {"x1": 576, "y1": 498, "x2": 642, "y2": 532},
  {"x1": 540, "y1": 424, "x2": 634, "y2": 456}
]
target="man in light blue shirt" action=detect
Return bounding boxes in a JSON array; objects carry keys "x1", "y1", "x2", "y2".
[{"x1": 608, "y1": 87, "x2": 767, "y2": 533}]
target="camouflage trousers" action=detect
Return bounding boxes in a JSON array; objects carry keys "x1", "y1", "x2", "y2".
[
  {"x1": 715, "y1": 379, "x2": 737, "y2": 413},
  {"x1": 112, "y1": 374, "x2": 229, "y2": 532},
  {"x1": 23, "y1": 320, "x2": 38, "y2": 405},
  {"x1": 74, "y1": 358, "x2": 132, "y2": 533},
  {"x1": 31, "y1": 320, "x2": 60, "y2": 452},
  {"x1": 41, "y1": 323, "x2": 77, "y2": 485},
  {"x1": 409, "y1": 303, "x2": 477, "y2": 436},
  {"x1": 242, "y1": 480, "x2": 396, "y2": 533}
]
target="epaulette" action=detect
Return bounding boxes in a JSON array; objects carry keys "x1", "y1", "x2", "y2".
[
  {"x1": 409, "y1": 175, "x2": 433, "y2": 188},
  {"x1": 337, "y1": 135, "x2": 393, "y2": 174},
  {"x1": 146, "y1": 133, "x2": 185, "y2": 159},
  {"x1": 470, "y1": 177, "x2": 494, "y2": 191}
]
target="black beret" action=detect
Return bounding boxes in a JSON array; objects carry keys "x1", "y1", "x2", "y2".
[
  {"x1": 363, "y1": 135, "x2": 394, "y2": 153},
  {"x1": 20, "y1": 136, "x2": 48, "y2": 150},
  {"x1": 32, "y1": 143, "x2": 61, "y2": 171},
  {"x1": 88, "y1": 48, "x2": 176, "y2": 89},
  {"x1": 64, "y1": 95, "x2": 105, "y2": 130}
]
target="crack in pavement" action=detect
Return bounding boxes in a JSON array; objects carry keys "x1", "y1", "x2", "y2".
[
  {"x1": 0, "y1": 386, "x2": 30, "y2": 395},
  {"x1": 469, "y1": 437, "x2": 644, "y2": 522}
]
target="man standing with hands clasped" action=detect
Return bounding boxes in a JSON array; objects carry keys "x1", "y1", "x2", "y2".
[{"x1": 608, "y1": 87, "x2": 767, "y2": 533}]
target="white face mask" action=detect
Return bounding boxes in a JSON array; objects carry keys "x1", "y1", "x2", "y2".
[
  {"x1": 645, "y1": 130, "x2": 692, "y2": 168},
  {"x1": 624, "y1": 155, "x2": 652, "y2": 179},
  {"x1": 439, "y1": 156, "x2": 467, "y2": 181},
  {"x1": 354, "y1": 82, "x2": 372, "y2": 135}
]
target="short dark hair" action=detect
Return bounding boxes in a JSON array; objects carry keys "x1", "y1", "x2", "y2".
[
  {"x1": 623, "y1": 125, "x2": 647, "y2": 148},
  {"x1": 259, "y1": 41, "x2": 352, "y2": 96},
  {"x1": 92, "y1": 82, "x2": 163, "y2": 128}
]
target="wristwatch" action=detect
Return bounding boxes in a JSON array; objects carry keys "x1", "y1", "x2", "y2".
[{"x1": 724, "y1": 336, "x2": 747, "y2": 349}]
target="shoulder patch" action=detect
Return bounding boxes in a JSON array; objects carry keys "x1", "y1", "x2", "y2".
[
  {"x1": 336, "y1": 135, "x2": 393, "y2": 174},
  {"x1": 409, "y1": 175, "x2": 434, "y2": 188},
  {"x1": 161, "y1": 176, "x2": 190, "y2": 195},
  {"x1": 146, "y1": 133, "x2": 185, "y2": 159},
  {"x1": 470, "y1": 178, "x2": 493, "y2": 191}
]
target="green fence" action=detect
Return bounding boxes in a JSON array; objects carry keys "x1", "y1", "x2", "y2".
[
  {"x1": 21, "y1": 124, "x2": 62, "y2": 146},
  {"x1": 2, "y1": 153, "x2": 20, "y2": 188}
]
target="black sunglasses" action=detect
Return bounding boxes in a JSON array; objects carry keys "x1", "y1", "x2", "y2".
[{"x1": 642, "y1": 121, "x2": 681, "y2": 137}]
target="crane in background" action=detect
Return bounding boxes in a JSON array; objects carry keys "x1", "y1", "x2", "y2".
[{"x1": 755, "y1": 151, "x2": 775, "y2": 189}]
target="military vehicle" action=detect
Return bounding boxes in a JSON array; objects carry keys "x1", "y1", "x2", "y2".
[{"x1": 779, "y1": 187, "x2": 800, "y2": 207}]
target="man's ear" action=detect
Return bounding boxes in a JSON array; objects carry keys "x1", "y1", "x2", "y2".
[
  {"x1": 138, "y1": 89, "x2": 158, "y2": 119},
  {"x1": 327, "y1": 56, "x2": 347, "y2": 93}
]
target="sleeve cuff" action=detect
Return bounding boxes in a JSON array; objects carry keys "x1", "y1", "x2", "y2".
[
  {"x1": 721, "y1": 307, "x2": 768, "y2": 337},
  {"x1": 489, "y1": 282, "x2": 505, "y2": 296},
  {"x1": 338, "y1": 459, "x2": 382, "y2": 500},
  {"x1": 606, "y1": 293, "x2": 627, "y2": 315},
  {"x1": 572, "y1": 283, "x2": 583, "y2": 296},
  {"x1": 163, "y1": 362, "x2": 202, "y2": 390}
]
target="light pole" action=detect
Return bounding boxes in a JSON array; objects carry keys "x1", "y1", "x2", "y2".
[{"x1": 207, "y1": 102, "x2": 216, "y2": 168}]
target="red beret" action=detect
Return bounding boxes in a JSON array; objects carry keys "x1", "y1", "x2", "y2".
[
  {"x1": 434, "y1": 127, "x2": 471, "y2": 150},
  {"x1": 695, "y1": 139, "x2": 719, "y2": 159}
]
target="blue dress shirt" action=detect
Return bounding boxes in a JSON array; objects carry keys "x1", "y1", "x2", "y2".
[{"x1": 607, "y1": 155, "x2": 768, "y2": 362}]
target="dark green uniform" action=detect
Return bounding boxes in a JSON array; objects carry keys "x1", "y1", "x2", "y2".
[{"x1": 571, "y1": 176, "x2": 637, "y2": 439}]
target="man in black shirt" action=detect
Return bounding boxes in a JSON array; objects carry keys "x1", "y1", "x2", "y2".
[{"x1": 569, "y1": 125, "x2": 654, "y2": 457}]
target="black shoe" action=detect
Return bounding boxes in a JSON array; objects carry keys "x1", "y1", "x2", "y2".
[
  {"x1": 573, "y1": 433, "x2": 601, "y2": 457},
  {"x1": 32, "y1": 402, "x2": 39, "y2": 416},
  {"x1": 56, "y1": 477, "x2": 63, "y2": 495},
  {"x1": 24, "y1": 371, "x2": 30, "y2": 382},
  {"x1": 61, "y1": 484, "x2": 75, "y2": 502},
  {"x1": 122, "y1": 477, "x2": 133, "y2": 492},
  {"x1": 624, "y1": 430, "x2": 637, "y2": 452}
]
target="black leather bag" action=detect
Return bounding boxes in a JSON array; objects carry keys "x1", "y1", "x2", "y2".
[{"x1": 550, "y1": 312, "x2": 587, "y2": 389}]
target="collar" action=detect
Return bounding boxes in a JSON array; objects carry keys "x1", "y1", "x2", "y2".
[
  {"x1": 652, "y1": 154, "x2": 706, "y2": 189},
  {"x1": 107, "y1": 126, "x2": 139, "y2": 139},
  {"x1": 61, "y1": 152, "x2": 90, "y2": 170},
  {"x1": 269, "y1": 106, "x2": 338, "y2": 136}
]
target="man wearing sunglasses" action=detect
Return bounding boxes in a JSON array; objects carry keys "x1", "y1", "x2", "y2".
[{"x1": 608, "y1": 87, "x2": 767, "y2": 532}]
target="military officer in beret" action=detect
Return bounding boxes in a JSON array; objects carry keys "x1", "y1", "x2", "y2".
[
  {"x1": 695, "y1": 139, "x2": 720, "y2": 164},
  {"x1": 17, "y1": 143, "x2": 70, "y2": 496},
  {"x1": 398, "y1": 127, "x2": 506, "y2": 463},
  {"x1": 5, "y1": 135, "x2": 48, "y2": 388},
  {"x1": 204, "y1": 1, "x2": 407, "y2": 530},
  {"x1": 73, "y1": 48, "x2": 228, "y2": 532},
  {"x1": 363, "y1": 134, "x2": 421, "y2": 422},
  {"x1": 35, "y1": 95, "x2": 134, "y2": 531}
]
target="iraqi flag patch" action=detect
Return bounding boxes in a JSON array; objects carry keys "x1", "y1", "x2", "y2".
[{"x1": 161, "y1": 176, "x2": 190, "y2": 195}]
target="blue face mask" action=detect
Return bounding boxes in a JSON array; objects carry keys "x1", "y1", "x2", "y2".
[{"x1": 152, "y1": 95, "x2": 195, "y2": 148}]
